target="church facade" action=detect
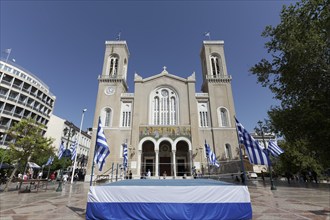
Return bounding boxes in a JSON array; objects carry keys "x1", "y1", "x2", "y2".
[{"x1": 86, "y1": 40, "x2": 239, "y2": 180}]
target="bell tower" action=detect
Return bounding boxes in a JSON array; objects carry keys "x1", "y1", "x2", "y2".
[{"x1": 199, "y1": 40, "x2": 238, "y2": 159}]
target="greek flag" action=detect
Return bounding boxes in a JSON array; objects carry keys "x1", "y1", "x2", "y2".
[
  {"x1": 94, "y1": 117, "x2": 110, "y2": 171},
  {"x1": 205, "y1": 142, "x2": 220, "y2": 167},
  {"x1": 45, "y1": 156, "x2": 54, "y2": 166},
  {"x1": 235, "y1": 118, "x2": 270, "y2": 166},
  {"x1": 70, "y1": 140, "x2": 78, "y2": 161},
  {"x1": 123, "y1": 143, "x2": 128, "y2": 170},
  {"x1": 57, "y1": 141, "x2": 65, "y2": 159},
  {"x1": 268, "y1": 140, "x2": 284, "y2": 157}
]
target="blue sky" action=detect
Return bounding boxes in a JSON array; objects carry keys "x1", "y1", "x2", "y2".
[{"x1": 1, "y1": 1, "x2": 294, "y2": 132}]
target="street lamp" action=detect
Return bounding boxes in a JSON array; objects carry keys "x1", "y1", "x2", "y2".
[
  {"x1": 56, "y1": 123, "x2": 76, "y2": 192},
  {"x1": 257, "y1": 120, "x2": 276, "y2": 190},
  {"x1": 71, "y1": 109, "x2": 87, "y2": 184}
]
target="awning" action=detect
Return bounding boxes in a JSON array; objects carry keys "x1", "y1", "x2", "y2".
[{"x1": 28, "y1": 162, "x2": 41, "y2": 169}]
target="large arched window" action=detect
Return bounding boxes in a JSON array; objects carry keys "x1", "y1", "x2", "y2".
[
  {"x1": 225, "y1": 144, "x2": 232, "y2": 159},
  {"x1": 218, "y1": 107, "x2": 229, "y2": 127},
  {"x1": 150, "y1": 87, "x2": 178, "y2": 125},
  {"x1": 109, "y1": 55, "x2": 119, "y2": 77},
  {"x1": 101, "y1": 107, "x2": 112, "y2": 127},
  {"x1": 210, "y1": 54, "x2": 223, "y2": 77}
]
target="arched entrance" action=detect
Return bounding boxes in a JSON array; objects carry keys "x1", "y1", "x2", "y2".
[
  {"x1": 176, "y1": 141, "x2": 190, "y2": 176},
  {"x1": 159, "y1": 141, "x2": 172, "y2": 176},
  {"x1": 141, "y1": 140, "x2": 155, "y2": 176}
]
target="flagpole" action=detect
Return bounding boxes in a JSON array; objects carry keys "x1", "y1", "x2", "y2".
[
  {"x1": 71, "y1": 109, "x2": 87, "y2": 184},
  {"x1": 257, "y1": 121, "x2": 276, "y2": 190},
  {"x1": 234, "y1": 116, "x2": 247, "y2": 185},
  {"x1": 90, "y1": 117, "x2": 99, "y2": 187}
]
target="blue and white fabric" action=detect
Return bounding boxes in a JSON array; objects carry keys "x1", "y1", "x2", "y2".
[
  {"x1": 94, "y1": 117, "x2": 110, "y2": 171},
  {"x1": 235, "y1": 118, "x2": 270, "y2": 166},
  {"x1": 86, "y1": 179, "x2": 252, "y2": 220},
  {"x1": 268, "y1": 140, "x2": 284, "y2": 157},
  {"x1": 205, "y1": 142, "x2": 220, "y2": 167},
  {"x1": 70, "y1": 140, "x2": 78, "y2": 161},
  {"x1": 122, "y1": 143, "x2": 128, "y2": 170},
  {"x1": 45, "y1": 156, "x2": 54, "y2": 166},
  {"x1": 57, "y1": 141, "x2": 65, "y2": 159}
]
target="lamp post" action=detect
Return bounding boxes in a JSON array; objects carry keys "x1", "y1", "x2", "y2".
[
  {"x1": 56, "y1": 123, "x2": 75, "y2": 192},
  {"x1": 71, "y1": 109, "x2": 87, "y2": 184},
  {"x1": 257, "y1": 120, "x2": 276, "y2": 190}
]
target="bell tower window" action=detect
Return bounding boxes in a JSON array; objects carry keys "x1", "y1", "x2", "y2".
[
  {"x1": 210, "y1": 54, "x2": 223, "y2": 77},
  {"x1": 109, "y1": 55, "x2": 119, "y2": 77}
]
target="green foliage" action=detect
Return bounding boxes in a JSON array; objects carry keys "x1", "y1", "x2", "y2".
[
  {"x1": 6, "y1": 118, "x2": 54, "y2": 171},
  {"x1": 272, "y1": 140, "x2": 322, "y2": 175},
  {"x1": 250, "y1": 0, "x2": 330, "y2": 169}
]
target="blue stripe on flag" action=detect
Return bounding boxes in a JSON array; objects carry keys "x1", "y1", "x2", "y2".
[
  {"x1": 268, "y1": 140, "x2": 284, "y2": 157},
  {"x1": 70, "y1": 140, "x2": 78, "y2": 161},
  {"x1": 94, "y1": 118, "x2": 110, "y2": 171},
  {"x1": 123, "y1": 143, "x2": 128, "y2": 170},
  {"x1": 57, "y1": 142, "x2": 65, "y2": 159},
  {"x1": 235, "y1": 118, "x2": 270, "y2": 166},
  {"x1": 204, "y1": 142, "x2": 220, "y2": 167}
]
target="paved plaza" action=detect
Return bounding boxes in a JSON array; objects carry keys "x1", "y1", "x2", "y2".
[{"x1": 0, "y1": 179, "x2": 329, "y2": 220}]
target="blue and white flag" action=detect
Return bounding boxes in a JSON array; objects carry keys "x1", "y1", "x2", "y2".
[
  {"x1": 57, "y1": 141, "x2": 65, "y2": 159},
  {"x1": 94, "y1": 117, "x2": 110, "y2": 171},
  {"x1": 268, "y1": 140, "x2": 284, "y2": 157},
  {"x1": 70, "y1": 140, "x2": 78, "y2": 161},
  {"x1": 123, "y1": 143, "x2": 128, "y2": 170},
  {"x1": 235, "y1": 118, "x2": 270, "y2": 166},
  {"x1": 205, "y1": 142, "x2": 220, "y2": 167},
  {"x1": 45, "y1": 156, "x2": 54, "y2": 166}
]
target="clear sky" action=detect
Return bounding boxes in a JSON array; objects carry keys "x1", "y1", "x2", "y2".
[{"x1": 0, "y1": 0, "x2": 294, "y2": 132}]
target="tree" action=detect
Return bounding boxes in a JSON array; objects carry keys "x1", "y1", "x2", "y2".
[
  {"x1": 4, "y1": 118, "x2": 54, "y2": 191},
  {"x1": 250, "y1": 0, "x2": 330, "y2": 169}
]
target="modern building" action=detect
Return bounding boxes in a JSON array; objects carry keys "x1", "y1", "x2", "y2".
[
  {"x1": 45, "y1": 114, "x2": 91, "y2": 168},
  {"x1": 86, "y1": 40, "x2": 240, "y2": 181},
  {"x1": 0, "y1": 59, "x2": 56, "y2": 148}
]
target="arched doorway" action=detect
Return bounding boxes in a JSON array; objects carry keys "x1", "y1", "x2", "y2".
[
  {"x1": 142, "y1": 141, "x2": 155, "y2": 176},
  {"x1": 159, "y1": 141, "x2": 172, "y2": 176},
  {"x1": 176, "y1": 141, "x2": 190, "y2": 176}
]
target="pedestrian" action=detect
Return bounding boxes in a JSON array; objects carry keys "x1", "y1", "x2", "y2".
[
  {"x1": 240, "y1": 172, "x2": 245, "y2": 185},
  {"x1": 163, "y1": 171, "x2": 167, "y2": 179},
  {"x1": 147, "y1": 169, "x2": 151, "y2": 178},
  {"x1": 129, "y1": 170, "x2": 132, "y2": 179},
  {"x1": 312, "y1": 170, "x2": 318, "y2": 183},
  {"x1": 261, "y1": 170, "x2": 265, "y2": 182},
  {"x1": 38, "y1": 171, "x2": 43, "y2": 179}
]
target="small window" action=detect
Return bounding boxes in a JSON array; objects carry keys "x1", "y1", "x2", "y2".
[
  {"x1": 219, "y1": 107, "x2": 229, "y2": 127},
  {"x1": 225, "y1": 144, "x2": 232, "y2": 159}
]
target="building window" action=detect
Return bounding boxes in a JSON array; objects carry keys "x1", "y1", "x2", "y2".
[
  {"x1": 150, "y1": 88, "x2": 177, "y2": 125},
  {"x1": 210, "y1": 54, "x2": 223, "y2": 77},
  {"x1": 225, "y1": 144, "x2": 232, "y2": 159},
  {"x1": 109, "y1": 55, "x2": 119, "y2": 77},
  {"x1": 219, "y1": 107, "x2": 229, "y2": 127},
  {"x1": 103, "y1": 107, "x2": 112, "y2": 127},
  {"x1": 121, "y1": 102, "x2": 132, "y2": 127},
  {"x1": 198, "y1": 103, "x2": 209, "y2": 127}
]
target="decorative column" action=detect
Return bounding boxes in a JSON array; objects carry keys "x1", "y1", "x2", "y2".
[
  {"x1": 137, "y1": 150, "x2": 142, "y2": 176},
  {"x1": 172, "y1": 150, "x2": 176, "y2": 178},
  {"x1": 155, "y1": 150, "x2": 159, "y2": 177}
]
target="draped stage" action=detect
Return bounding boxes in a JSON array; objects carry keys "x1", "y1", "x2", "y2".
[{"x1": 86, "y1": 179, "x2": 252, "y2": 220}]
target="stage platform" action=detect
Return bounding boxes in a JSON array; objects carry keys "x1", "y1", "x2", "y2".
[{"x1": 86, "y1": 179, "x2": 252, "y2": 220}]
